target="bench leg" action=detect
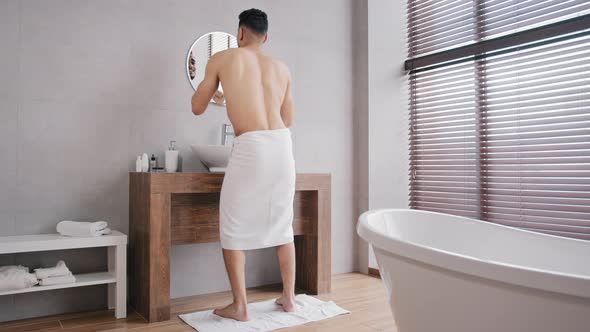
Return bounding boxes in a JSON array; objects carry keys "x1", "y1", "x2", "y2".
[{"x1": 108, "y1": 244, "x2": 127, "y2": 319}]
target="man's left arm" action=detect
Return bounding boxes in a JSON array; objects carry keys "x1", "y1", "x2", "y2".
[{"x1": 191, "y1": 54, "x2": 221, "y2": 116}]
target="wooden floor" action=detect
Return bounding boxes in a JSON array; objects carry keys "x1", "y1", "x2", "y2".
[{"x1": 0, "y1": 273, "x2": 397, "y2": 332}]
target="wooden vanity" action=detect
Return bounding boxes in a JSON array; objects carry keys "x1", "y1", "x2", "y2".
[{"x1": 128, "y1": 172, "x2": 331, "y2": 322}]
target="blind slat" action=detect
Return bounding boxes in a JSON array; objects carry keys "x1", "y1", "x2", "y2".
[
  {"x1": 408, "y1": 4, "x2": 590, "y2": 239},
  {"x1": 408, "y1": 0, "x2": 590, "y2": 58}
]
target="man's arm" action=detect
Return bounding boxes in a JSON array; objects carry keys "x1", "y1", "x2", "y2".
[
  {"x1": 191, "y1": 54, "x2": 221, "y2": 116},
  {"x1": 280, "y1": 72, "x2": 294, "y2": 127}
]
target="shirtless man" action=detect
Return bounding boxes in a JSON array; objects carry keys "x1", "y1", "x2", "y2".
[{"x1": 191, "y1": 8, "x2": 296, "y2": 321}]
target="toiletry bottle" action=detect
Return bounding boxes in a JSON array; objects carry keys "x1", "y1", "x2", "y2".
[
  {"x1": 135, "y1": 156, "x2": 142, "y2": 172},
  {"x1": 141, "y1": 153, "x2": 149, "y2": 172},
  {"x1": 150, "y1": 154, "x2": 157, "y2": 171},
  {"x1": 165, "y1": 140, "x2": 179, "y2": 173}
]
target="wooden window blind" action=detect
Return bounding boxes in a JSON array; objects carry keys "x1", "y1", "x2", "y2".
[{"x1": 407, "y1": 1, "x2": 590, "y2": 240}]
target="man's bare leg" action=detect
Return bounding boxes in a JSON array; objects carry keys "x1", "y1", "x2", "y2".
[
  {"x1": 275, "y1": 242, "x2": 296, "y2": 312},
  {"x1": 214, "y1": 249, "x2": 250, "y2": 321}
]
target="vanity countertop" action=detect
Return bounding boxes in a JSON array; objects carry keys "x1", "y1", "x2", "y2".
[{"x1": 129, "y1": 172, "x2": 331, "y2": 193}]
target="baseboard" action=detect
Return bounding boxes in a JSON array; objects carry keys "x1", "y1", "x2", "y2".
[{"x1": 368, "y1": 267, "x2": 380, "y2": 278}]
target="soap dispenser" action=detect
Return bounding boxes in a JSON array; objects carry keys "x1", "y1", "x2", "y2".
[
  {"x1": 135, "y1": 156, "x2": 142, "y2": 172},
  {"x1": 165, "y1": 140, "x2": 179, "y2": 173},
  {"x1": 141, "y1": 153, "x2": 149, "y2": 172}
]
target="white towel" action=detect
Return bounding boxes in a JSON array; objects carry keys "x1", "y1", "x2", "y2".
[
  {"x1": 179, "y1": 294, "x2": 350, "y2": 332},
  {"x1": 219, "y1": 128, "x2": 296, "y2": 250},
  {"x1": 34, "y1": 260, "x2": 72, "y2": 280},
  {"x1": 38, "y1": 274, "x2": 76, "y2": 286},
  {"x1": 0, "y1": 265, "x2": 29, "y2": 273},
  {"x1": 56, "y1": 220, "x2": 109, "y2": 237},
  {"x1": 0, "y1": 267, "x2": 38, "y2": 291}
]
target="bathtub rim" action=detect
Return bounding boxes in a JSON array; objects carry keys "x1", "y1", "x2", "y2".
[{"x1": 358, "y1": 208, "x2": 590, "y2": 299}]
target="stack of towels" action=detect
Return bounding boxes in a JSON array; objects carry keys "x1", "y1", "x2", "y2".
[
  {"x1": 57, "y1": 220, "x2": 111, "y2": 237},
  {"x1": 34, "y1": 260, "x2": 76, "y2": 286},
  {"x1": 0, "y1": 261, "x2": 75, "y2": 291},
  {"x1": 0, "y1": 265, "x2": 38, "y2": 291}
]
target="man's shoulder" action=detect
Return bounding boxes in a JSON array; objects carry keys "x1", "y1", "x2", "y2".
[
  {"x1": 211, "y1": 48, "x2": 236, "y2": 59},
  {"x1": 269, "y1": 57, "x2": 290, "y2": 76},
  {"x1": 208, "y1": 49, "x2": 238, "y2": 69},
  {"x1": 271, "y1": 57, "x2": 287, "y2": 68},
  {"x1": 215, "y1": 48, "x2": 251, "y2": 63}
]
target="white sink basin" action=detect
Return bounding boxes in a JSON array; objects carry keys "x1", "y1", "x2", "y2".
[{"x1": 190, "y1": 144, "x2": 232, "y2": 173}]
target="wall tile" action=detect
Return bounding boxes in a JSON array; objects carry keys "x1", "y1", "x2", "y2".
[
  {"x1": 0, "y1": 102, "x2": 18, "y2": 212},
  {"x1": 0, "y1": 0, "x2": 19, "y2": 102},
  {"x1": 0, "y1": 213, "x2": 15, "y2": 237},
  {"x1": 12, "y1": 286, "x2": 106, "y2": 320},
  {"x1": 19, "y1": 0, "x2": 134, "y2": 105},
  {"x1": 16, "y1": 101, "x2": 129, "y2": 214},
  {"x1": 293, "y1": 0, "x2": 352, "y2": 52}
]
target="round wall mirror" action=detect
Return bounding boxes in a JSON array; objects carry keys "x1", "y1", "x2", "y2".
[{"x1": 186, "y1": 32, "x2": 238, "y2": 96}]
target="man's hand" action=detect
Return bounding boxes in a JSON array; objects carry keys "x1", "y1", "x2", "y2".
[{"x1": 212, "y1": 90, "x2": 225, "y2": 105}]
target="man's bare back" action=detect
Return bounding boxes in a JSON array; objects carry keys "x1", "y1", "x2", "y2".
[{"x1": 191, "y1": 47, "x2": 294, "y2": 137}]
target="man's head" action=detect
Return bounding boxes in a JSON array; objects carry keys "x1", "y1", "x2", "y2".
[
  {"x1": 188, "y1": 51, "x2": 196, "y2": 80},
  {"x1": 237, "y1": 8, "x2": 268, "y2": 47}
]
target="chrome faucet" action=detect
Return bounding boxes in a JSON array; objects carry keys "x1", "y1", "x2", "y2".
[{"x1": 221, "y1": 123, "x2": 234, "y2": 145}]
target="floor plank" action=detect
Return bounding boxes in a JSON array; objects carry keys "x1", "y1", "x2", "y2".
[{"x1": 0, "y1": 273, "x2": 397, "y2": 332}]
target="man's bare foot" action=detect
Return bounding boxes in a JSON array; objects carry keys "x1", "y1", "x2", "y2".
[
  {"x1": 213, "y1": 302, "x2": 250, "y2": 321},
  {"x1": 275, "y1": 295, "x2": 296, "y2": 312}
]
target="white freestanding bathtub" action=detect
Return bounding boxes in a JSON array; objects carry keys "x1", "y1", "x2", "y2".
[{"x1": 357, "y1": 209, "x2": 590, "y2": 332}]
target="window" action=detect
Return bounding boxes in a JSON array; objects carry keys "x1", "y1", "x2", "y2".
[{"x1": 407, "y1": 0, "x2": 590, "y2": 240}]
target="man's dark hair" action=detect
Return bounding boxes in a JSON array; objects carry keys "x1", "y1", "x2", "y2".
[{"x1": 239, "y1": 8, "x2": 268, "y2": 35}]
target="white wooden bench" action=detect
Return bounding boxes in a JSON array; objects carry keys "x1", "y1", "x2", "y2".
[{"x1": 0, "y1": 231, "x2": 127, "y2": 319}]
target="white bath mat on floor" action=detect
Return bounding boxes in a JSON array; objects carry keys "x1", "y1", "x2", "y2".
[{"x1": 179, "y1": 294, "x2": 350, "y2": 332}]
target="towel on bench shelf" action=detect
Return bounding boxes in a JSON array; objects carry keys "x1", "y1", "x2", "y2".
[
  {"x1": 0, "y1": 266, "x2": 38, "y2": 291},
  {"x1": 34, "y1": 260, "x2": 72, "y2": 280},
  {"x1": 38, "y1": 274, "x2": 76, "y2": 286},
  {"x1": 0, "y1": 265, "x2": 28, "y2": 273},
  {"x1": 56, "y1": 220, "x2": 110, "y2": 237}
]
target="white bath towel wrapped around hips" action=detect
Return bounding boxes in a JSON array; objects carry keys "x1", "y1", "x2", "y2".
[
  {"x1": 0, "y1": 266, "x2": 38, "y2": 291},
  {"x1": 56, "y1": 220, "x2": 110, "y2": 237},
  {"x1": 34, "y1": 260, "x2": 72, "y2": 280},
  {"x1": 220, "y1": 128, "x2": 296, "y2": 250}
]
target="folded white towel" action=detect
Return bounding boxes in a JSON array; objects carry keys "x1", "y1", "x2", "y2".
[
  {"x1": 38, "y1": 274, "x2": 76, "y2": 286},
  {"x1": 34, "y1": 260, "x2": 72, "y2": 280},
  {"x1": 0, "y1": 268, "x2": 38, "y2": 291},
  {"x1": 56, "y1": 220, "x2": 109, "y2": 237}
]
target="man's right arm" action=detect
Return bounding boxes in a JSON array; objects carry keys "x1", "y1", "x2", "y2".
[
  {"x1": 280, "y1": 71, "x2": 294, "y2": 127},
  {"x1": 191, "y1": 54, "x2": 221, "y2": 116}
]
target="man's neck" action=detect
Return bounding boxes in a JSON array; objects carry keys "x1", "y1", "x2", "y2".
[{"x1": 241, "y1": 43, "x2": 263, "y2": 51}]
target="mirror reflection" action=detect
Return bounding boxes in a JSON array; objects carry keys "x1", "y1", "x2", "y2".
[{"x1": 186, "y1": 32, "x2": 238, "y2": 101}]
